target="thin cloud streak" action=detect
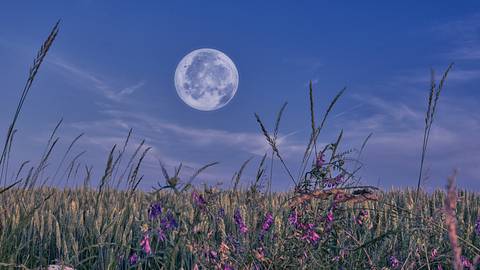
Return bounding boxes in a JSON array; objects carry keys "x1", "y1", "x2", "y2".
[{"x1": 48, "y1": 56, "x2": 145, "y2": 103}]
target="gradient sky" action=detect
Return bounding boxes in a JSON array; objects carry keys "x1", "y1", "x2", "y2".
[{"x1": 1, "y1": 1, "x2": 480, "y2": 191}]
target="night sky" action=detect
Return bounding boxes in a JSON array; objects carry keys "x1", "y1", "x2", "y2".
[{"x1": 1, "y1": 1, "x2": 480, "y2": 191}]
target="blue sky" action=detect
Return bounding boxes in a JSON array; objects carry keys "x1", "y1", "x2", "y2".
[{"x1": 1, "y1": 1, "x2": 480, "y2": 191}]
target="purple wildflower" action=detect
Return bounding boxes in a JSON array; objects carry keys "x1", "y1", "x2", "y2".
[
  {"x1": 288, "y1": 210, "x2": 299, "y2": 226},
  {"x1": 461, "y1": 256, "x2": 472, "y2": 268},
  {"x1": 430, "y1": 248, "x2": 438, "y2": 260},
  {"x1": 157, "y1": 227, "x2": 166, "y2": 242},
  {"x1": 191, "y1": 191, "x2": 207, "y2": 208},
  {"x1": 262, "y1": 212, "x2": 274, "y2": 232},
  {"x1": 223, "y1": 265, "x2": 234, "y2": 270},
  {"x1": 207, "y1": 250, "x2": 218, "y2": 262},
  {"x1": 129, "y1": 252, "x2": 138, "y2": 265},
  {"x1": 161, "y1": 211, "x2": 178, "y2": 229},
  {"x1": 218, "y1": 207, "x2": 225, "y2": 218},
  {"x1": 324, "y1": 209, "x2": 334, "y2": 232},
  {"x1": 234, "y1": 208, "x2": 248, "y2": 234},
  {"x1": 301, "y1": 228, "x2": 320, "y2": 244},
  {"x1": 315, "y1": 152, "x2": 325, "y2": 168},
  {"x1": 148, "y1": 202, "x2": 162, "y2": 220},
  {"x1": 298, "y1": 222, "x2": 315, "y2": 231},
  {"x1": 324, "y1": 174, "x2": 344, "y2": 188},
  {"x1": 475, "y1": 217, "x2": 480, "y2": 236},
  {"x1": 326, "y1": 209, "x2": 334, "y2": 223},
  {"x1": 140, "y1": 234, "x2": 151, "y2": 255},
  {"x1": 389, "y1": 255, "x2": 400, "y2": 269},
  {"x1": 355, "y1": 210, "x2": 369, "y2": 226}
]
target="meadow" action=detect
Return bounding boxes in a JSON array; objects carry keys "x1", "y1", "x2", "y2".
[{"x1": 1, "y1": 22, "x2": 480, "y2": 270}]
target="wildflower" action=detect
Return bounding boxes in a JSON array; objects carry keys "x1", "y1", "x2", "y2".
[
  {"x1": 148, "y1": 202, "x2": 162, "y2": 220},
  {"x1": 234, "y1": 208, "x2": 248, "y2": 234},
  {"x1": 325, "y1": 174, "x2": 344, "y2": 188},
  {"x1": 208, "y1": 250, "x2": 218, "y2": 261},
  {"x1": 157, "y1": 227, "x2": 166, "y2": 242},
  {"x1": 461, "y1": 256, "x2": 472, "y2": 268},
  {"x1": 301, "y1": 228, "x2": 320, "y2": 244},
  {"x1": 262, "y1": 212, "x2": 274, "y2": 232},
  {"x1": 223, "y1": 265, "x2": 234, "y2": 270},
  {"x1": 326, "y1": 209, "x2": 334, "y2": 223},
  {"x1": 475, "y1": 217, "x2": 480, "y2": 236},
  {"x1": 355, "y1": 210, "x2": 369, "y2": 226},
  {"x1": 226, "y1": 235, "x2": 240, "y2": 251},
  {"x1": 324, "y1": 209, "x2": 334, "y2": 232},
  {"x1": 298, "y1": 222, "x2": 315, "y2": 231},
  {"x1": 389, "y1": 255, "x2": 400, "y2": 269},
  {"x1": 140, "y1": 234, "x2": 151, "y2": 255},
  {"x1": 129, "y1": 252, "x2": 138, "y2": 265},
  {"x1": 288, "y1": 210, "x2": 299, "y2": 226},
  {"x1": 316, "y1": 152, "x2": 325, "y2": 168},
  {"x1": 218, "y1": 207, "x2": 225, "y2": 218},
  {"x1": 161, "y1": 211, "x2": 178, "y2": 229},
  {"x1": 436, "y1": 265, "x2": 443, "y2": 270},
  {"x1": 191, "y1": 191, "x2": 207, "y2": 208},
  {"x1": 430, "y1": 248, "x2": 438, "y2": 260}
]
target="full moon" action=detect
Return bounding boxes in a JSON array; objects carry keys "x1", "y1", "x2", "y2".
[{"x1": 174, "y1": 48, "x2": 239, "y2": 111}]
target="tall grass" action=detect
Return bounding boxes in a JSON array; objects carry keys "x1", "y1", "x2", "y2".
[
  {"x1": 415, "y1": 64, "x2": 454, "y2": 201},
  {"x1": 1, "y1": 188, "x2": 480, "y2": 269}
]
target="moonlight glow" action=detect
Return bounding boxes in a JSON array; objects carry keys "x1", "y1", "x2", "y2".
[{"x1": 174, "y1": 48, "x2": 239, "y2": 111}]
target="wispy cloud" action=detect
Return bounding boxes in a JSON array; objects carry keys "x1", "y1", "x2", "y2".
[
  {"x1": 336, "y1": 92, "x2": 480, "y2": 189},
  {"x1": 63, "y1": 110, "x2": 306, "y2": 187},
  {"x1": 392, "y1": 68, "x2": 480, "y2": 86},
  {"x1": 48, "y1": 56, "x2": 145, "y2": 102},
  {"x1": 434, "y1": 13, "x2": 480, "y2": 61},
  {"x1": 98, "y1": 110, "x2": 304, "y2": 157}
]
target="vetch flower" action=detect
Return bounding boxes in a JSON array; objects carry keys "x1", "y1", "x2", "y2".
[
  {"x1": 326, "y1": 209, "x2": 334, "y2": 223},
  {"x1": 161, "y1": 211, "x2": 178, "y2": 229},
  {"x1": 315, "y1": 152, "x2": 325, "y2": 168},
  {"x1": 430, "y1": 248, "x2": 438, "y2": 260},
  {"x1": 157, "y1": 227, "x2": 166, "y2": 242},
  {"x1": 148, "y1": 202, "x2": 162, "y2": 220},
  {"x1": 140, "y1": 234, "x2": 151, "y2": 255},
  {"x1": 208, "y1": 250, "x2": 218, "y2": 262},
  {"x1": 218, "y1": 207, "x2": 225, "y2": 218},
  {"x1": 298, "y1": 222, "x2": 315, "y2": 231},
  {"x1": 288, "y1": 210, "x2": 299, "y2": 227},
  {"x1": 262, "y1": 212, "x2": 274, "y2": 232},
  {"x1": 355, "y1": 210, "x2": 369, "y2": 226},
  {"x1": 389, "y1": 255, "x2": 400, "y2": 269},
  {"x1": 324, "y1": 174, "x2": 344, "y2": 188},
  {"x1": 324, "y1": 209, "x2": 334, "y2": 232},
  {"x1": 461, "y1": 256, "x2": 472, "y2": 267},
  {"x1": 129, "y1": 252, "x2": 138, "y2": 265},
  {"x1": 191, "y1": 191, "x2": 207, "y2": 209},
  {"x1": 301, "y1": 228, "x2": 320, "y2": 244},
  {"x1": 234, "y1": 208, "x2": 248, "y2": 234}
]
